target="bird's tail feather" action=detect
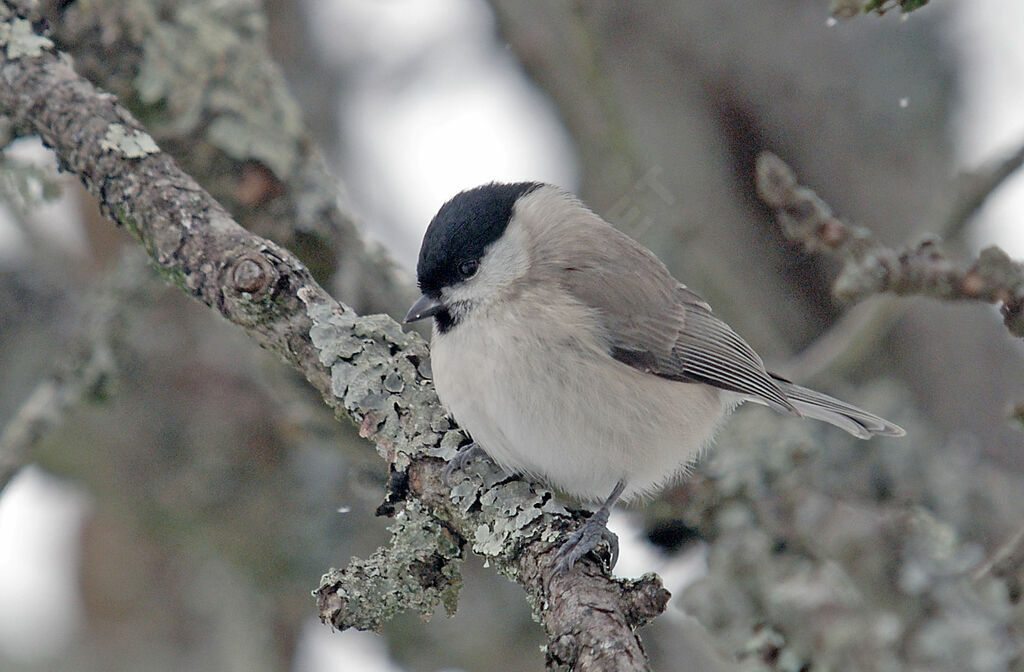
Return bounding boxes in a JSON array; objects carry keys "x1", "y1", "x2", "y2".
[{"x1": 770, "y1": 377, "x2": 905, "y2": 439}]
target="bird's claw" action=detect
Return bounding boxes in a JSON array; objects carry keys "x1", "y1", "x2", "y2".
[
  {"x1": 443, "y1": 442, "x2": 485, "y2": 485},
  {"x1": 553, "y1": 506, "x2": 618, "y2": 574}
]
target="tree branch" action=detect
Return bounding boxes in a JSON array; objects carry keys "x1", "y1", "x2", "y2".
[
  {"x1": 0, "y1": 5, "x2": 668, "y2": 668},
  {"x1": 37, "y1": 0, "x2": 415, "y2": 317},
  {"x1": 756, "y1": 151, "x2": 1024, "y2": 338},
  {"x1": 776, "y1": 139, "x2": 1024, "y2": 380}
]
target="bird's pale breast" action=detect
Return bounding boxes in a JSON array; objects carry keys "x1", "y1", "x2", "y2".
[{"x1": 430, "y1": 287, "x2": 728, "y2": 502}]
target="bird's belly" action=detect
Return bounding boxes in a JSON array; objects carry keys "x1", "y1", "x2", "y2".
[{"x1": 430, "y1": 314, "x2": 727, "y2": 503}]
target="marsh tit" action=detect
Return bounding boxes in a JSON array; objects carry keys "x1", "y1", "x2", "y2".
[{"x1": 404, "y1": 182, "x2": 904, "y2": 572}]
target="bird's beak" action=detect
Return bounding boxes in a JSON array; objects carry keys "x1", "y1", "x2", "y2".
[{"x1": 404, "y1": 294, "x2": 445, "y2": 323}]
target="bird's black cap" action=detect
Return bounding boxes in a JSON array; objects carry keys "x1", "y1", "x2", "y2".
[{"x1": 416, "y1": 182, "x2": 543, "y2": 297}]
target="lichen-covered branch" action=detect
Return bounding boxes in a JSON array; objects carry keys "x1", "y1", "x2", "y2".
[
  {"x1": 315, "y1": 499, "x2": 464, "y2": 631},
  {"x1": 756, "y1": 152, "x2": 1024, "y2": 337},
  {"x1": 0, "y1": 5, "x2": 668, "y2": 668},
  {"x1": 38, "y1": 0, "x2": 415, "y2": 317}
]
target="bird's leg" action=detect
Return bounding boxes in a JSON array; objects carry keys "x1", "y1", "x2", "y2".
[
  {"x1": 554, "y1": 479, "x2": 627, "y2": 573},
  {"x1": 443, "y1": 442, "x2": 486, "y2": 485}
]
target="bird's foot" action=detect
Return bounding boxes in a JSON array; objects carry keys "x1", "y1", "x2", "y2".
[
  {"x1": 443, "y1": 442, "x2": 485, "y2": 485},
  {"x1": 553, "y1": 505, "x2": 618, "y2": 574}
]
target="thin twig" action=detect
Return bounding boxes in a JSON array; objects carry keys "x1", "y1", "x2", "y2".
[
  {"x1": 972, "y1": 522, "x2": 1024, "y2": 583},
  {"x1": 757, "y1": 151, "x2": 1024, "y2": 338},
  {"x1": 770, "y1": 141, "x2": 1024, "y2": 377}
]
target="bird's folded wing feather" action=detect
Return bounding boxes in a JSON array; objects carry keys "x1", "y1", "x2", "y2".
[{"x1": 557, "y1": 228, "x2": 796, "y2": 414}]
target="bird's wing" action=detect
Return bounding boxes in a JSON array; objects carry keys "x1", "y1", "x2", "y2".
[
  {"x1": 667, "y1": 292, "x2": 796, "y2": 412},
  {"x1": 557, "y1": 229, "x2": 796, "y2": 414}
]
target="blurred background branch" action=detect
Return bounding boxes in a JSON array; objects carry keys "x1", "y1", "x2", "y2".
[
  {"x1": 757, "y1": 151, "x2": 1024, "y2": 336},
  {"x1": 0, "y1": 251, "x2": 148, "y2": 491},
  {"x1": 831, "y1": 0, "x2": 932, "y2": 18}
]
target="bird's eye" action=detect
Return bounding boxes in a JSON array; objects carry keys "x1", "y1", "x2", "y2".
[{"x1": 458, "y1": 260, "x2": 479, "y2": 278}]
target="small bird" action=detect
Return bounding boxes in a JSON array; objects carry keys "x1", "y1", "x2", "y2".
[{"x1": 404, "y1": 182, "x2": 904, "y2": 572}]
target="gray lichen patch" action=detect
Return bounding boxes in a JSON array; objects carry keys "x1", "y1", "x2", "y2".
[
  {"x1": 300, "y1": 288, "x2": 450, "y2": 469},
  {"x1": 315, "y1": 500, "x2": 463, "y2": 631},
  {"x1": 434, "y1": 428, "x2": 462, "y2": 459},
  {"x1": 0, "y1": 18, "x2": 53, "y2": 59},
  {"x1": 308, "y1": 305, "x2": 360, "y2": 364},
  {"x1": 462, "y1": 477, "x2": 569, "y2": 568},
  {"x1": 99, "y1": 124, "x2": 160, "y2": 158},
  {"x1": 481, "y1": 480, "x2": 536, "y2": 517}
]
